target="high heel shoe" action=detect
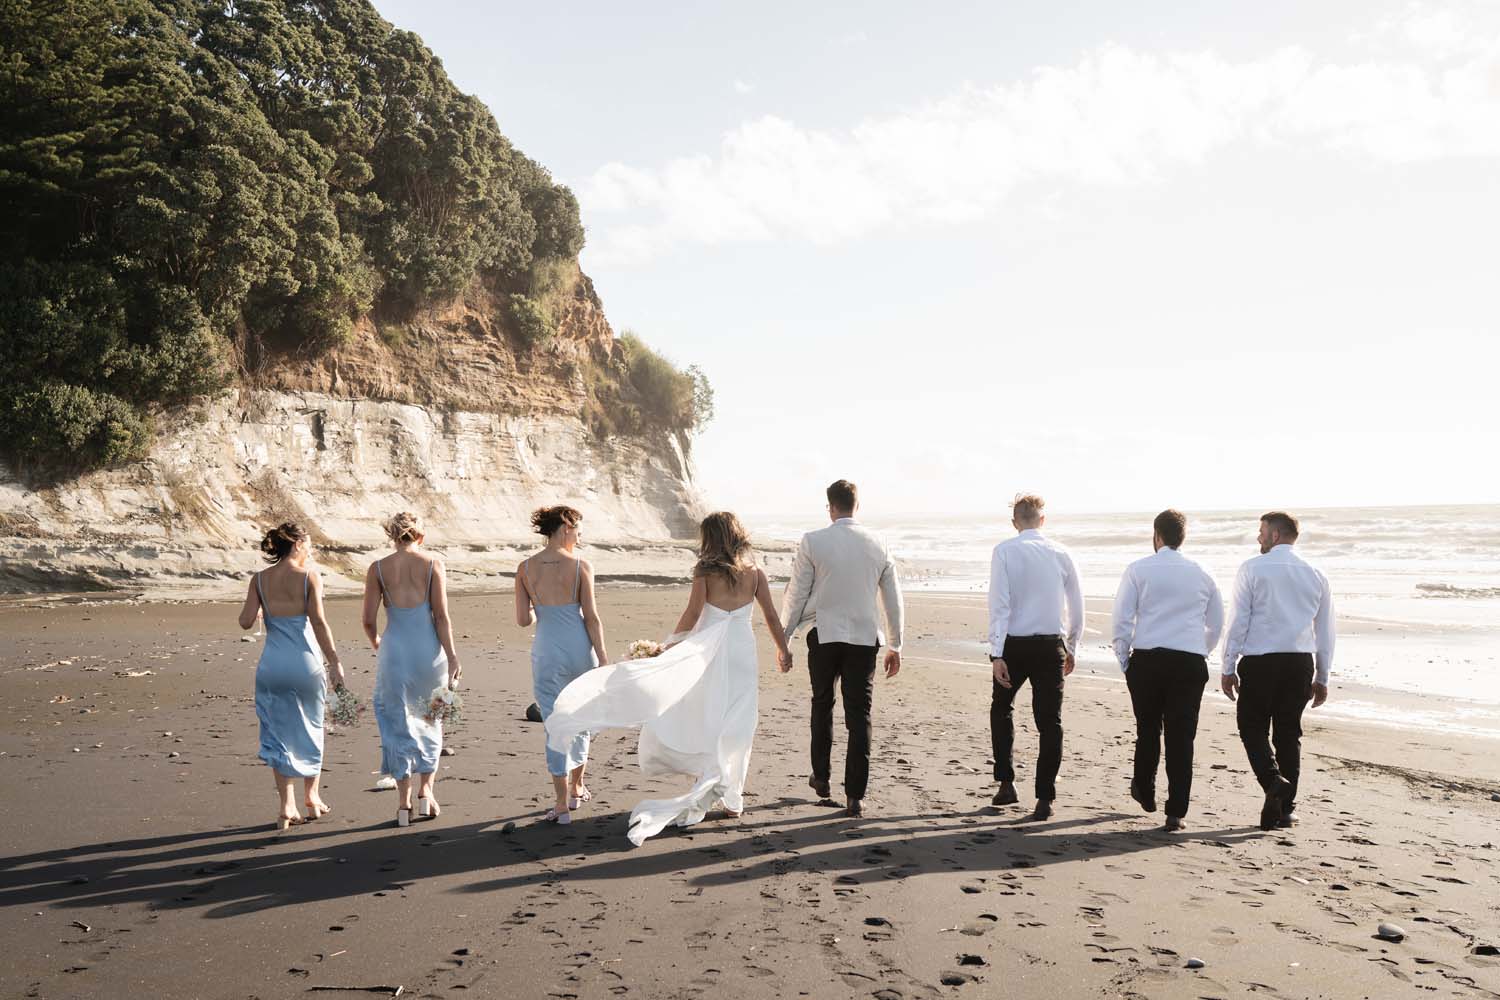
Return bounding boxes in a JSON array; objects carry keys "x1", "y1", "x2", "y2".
[
  {"x1": 543, "y1": 806, "x2": 572, "y2": 825},
  {"x1": 275, "y1": 814, "x2": 305, "y2": 831},
  {"x1": 396, "y1": 806, "x2": 412, "y2": 828},
  {"x1": 417, "y1": 796, "x2": 440, "y2": 820}
]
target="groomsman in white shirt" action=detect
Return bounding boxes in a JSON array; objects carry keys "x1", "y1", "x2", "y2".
[
  {"x1": 1221, "y1": 511, "x2": 1335, "y2": 831},
  {"x1": 988, "y1": 494, "x2": 1084, "y2": 821},
  {"x1": 1111, "y1": 510, "x2": 1224, "y2": 832}
]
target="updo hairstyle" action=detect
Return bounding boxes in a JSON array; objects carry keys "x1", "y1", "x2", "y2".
[
  {"x1": 260, "y1": 522, "x2": 308, "y2": 563},
  {"x1": 383, "y1": 511, "x2": 423, "y2": 544},
  {"x1": 531, "y1": 505, "x2": 582, "y2": 537}
]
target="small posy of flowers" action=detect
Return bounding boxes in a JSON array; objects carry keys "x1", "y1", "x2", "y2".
[
  {"x1": 328, "y1": 685, "x2": 365, "y2": 728},
  {"x1": 424, "y1": 683, "x2": 463, "y2": 726},
  {"x1": 628, "y1": 639, "x2": 664, "y2": 660}
]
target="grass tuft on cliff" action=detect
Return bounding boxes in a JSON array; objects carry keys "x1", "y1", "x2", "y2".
[{"x1": 0, "y1": 0, "x2": 586, "y2": 473}]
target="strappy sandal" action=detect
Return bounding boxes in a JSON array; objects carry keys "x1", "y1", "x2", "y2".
[
  {"x1": 396, "y1": 805, "x2": 412, "y2": 828},
  {"x1": 304, "y1": 802, "x2": 332, "y2": 820},
  {"x1": 568, "y1": 787, "x2": 592, "y2": 810},
  {"x1": 275, "y1": 814, "x2": 305, "y2": 831},
  {"x1": 417, "y1": 796, "x2": 440, "y2": 820},
  {"x1": 544, "y1": 807, "x2": 572, "y2": 825}
]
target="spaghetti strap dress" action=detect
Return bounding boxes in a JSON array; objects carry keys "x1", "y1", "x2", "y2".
[
  {"x1": 528, "y1": 557, "x2": 596, "y2": 776},
  {"x1": 253, "y1": 571, "x2": 326, "y2": 777},
  {"x1": 372, "y1": 558, "x2": 449, "y2": 780}
]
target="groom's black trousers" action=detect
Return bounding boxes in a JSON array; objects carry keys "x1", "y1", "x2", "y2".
[
  {"x1": 990, "y1": 635, "x2": 1067, "y2": 801},
  {"x1": 807, "y1": 629, "x2": 878, "y2": 801}
]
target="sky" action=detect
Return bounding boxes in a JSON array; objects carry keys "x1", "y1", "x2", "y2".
[{"x1": 373, "y1": 0, "x2": 1500, "y2": 516}]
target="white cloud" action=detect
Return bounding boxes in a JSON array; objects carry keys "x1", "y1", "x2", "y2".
[
  {"x1": 732, "y1": 79, "x2": 754, "y2": 95},
  {"x1": 579, "y1": 9, "x2": 1500, "y2": 264}
]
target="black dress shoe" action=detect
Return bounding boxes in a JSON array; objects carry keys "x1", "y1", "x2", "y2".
[
  {"x1": 1164, "y1": 815, "x2": 1185, "y2": 832},
  {"x1": 809, "y1": 775, "x2": 831, "y2": 800},
  {"x1": 1276, "y1": 811, "x2": 1299, "y2": 828},
  {"x1": 846, "y1": 798, "x2": 863, "y2": 817},
  {"x1": 1029, "y1": 800, "x2": 1053, "y2": 821},
  {"x1": 992, "y1": 782, "x2": 1019, "y2": 806},
  {"x1": 1130, "y1": 779, "x2": 1157, "y2": 813},
  {"x1": 1259, "y1": 778, "x2": 1292, "y2": 830}
]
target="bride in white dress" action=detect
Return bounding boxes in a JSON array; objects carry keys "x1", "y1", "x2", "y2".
[{"x1": 545, "y1": 512, "x2": 792, "y2": 845}]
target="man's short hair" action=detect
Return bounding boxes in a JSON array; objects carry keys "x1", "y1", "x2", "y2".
[
  {"x1": 1153, "y1": 509, "x2": 1187, "y2": 549},
  {"x1": 1261, "y1": 510, "x2": 1300, "y2": 539},
  {"x1": 827, "y1": 479, "x2": 858, "y2": 513},
  {"x1": 1012, "y1": 493, "x2": 1045, "y2": 525}
]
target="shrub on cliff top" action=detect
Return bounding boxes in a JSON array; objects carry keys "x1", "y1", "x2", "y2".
[
  {"x1": 617, "y1": 333, "x2": 715, "y2": 434},
  {"x1": 0, "y1": 0, "x2": 585, "y2": 472}
]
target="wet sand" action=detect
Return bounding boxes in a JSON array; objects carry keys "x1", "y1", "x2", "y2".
[{"x1": 2, "y1": 587, "x2": 1498, "y2": 999}]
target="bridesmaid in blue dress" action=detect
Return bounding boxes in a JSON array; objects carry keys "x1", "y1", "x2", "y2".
[
  {"x1": 237, "y1": 523, "x2": 346, "y2": 831},
  {"x1": 515, "y1": 505, "x2": 609, "y2": 825},
  {"x1": 361, "y1": 512, "x2": 463, "y2": 828}
]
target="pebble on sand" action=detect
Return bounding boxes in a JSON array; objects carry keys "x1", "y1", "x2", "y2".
[
  {"x1": 1186, "y1": 958, "x2": 1205, "y2": 969},
  {"x1": 1377, "y1": 923, "x2": 1407, "y2": 942},
  {"x1": 1490, "y1": 792, "x2": 1499, "y2": 802}
]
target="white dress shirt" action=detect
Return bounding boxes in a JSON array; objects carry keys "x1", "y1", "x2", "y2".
[
  {"x1": 780, "y1": 518, "x2": 905, "y2": 651},
  {"x1": 987, "y1": 528, "x2": 1084, "y2": 658},
  {"x1": 1110, "y1": 546, "x2": 1225, "y2": 671},
  {"x1": 1222, "y1": 543, "x2": 1335, "y2": 684}
]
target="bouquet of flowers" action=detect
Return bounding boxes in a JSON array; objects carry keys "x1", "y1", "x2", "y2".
[
  {"x1": 628, "y1": 639, "x2": 664, "y2": 660},
  {"x1": 424, "y1": 683, "x2": 463, "y2": 726},
  {"x1": 327, "y1": 685, "x2": 365, "y2": 728}
]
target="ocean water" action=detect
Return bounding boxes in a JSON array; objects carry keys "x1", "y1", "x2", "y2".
[{"x1": 750, "y1": 505, "x2": 1500, "y2": 715}]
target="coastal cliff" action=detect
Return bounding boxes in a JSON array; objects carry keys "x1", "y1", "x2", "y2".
[{"x1": 0, "y1": 269, "x2": 706, "y2": 595}]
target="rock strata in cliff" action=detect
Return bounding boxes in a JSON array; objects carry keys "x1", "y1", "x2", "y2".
[{"x1": 0, "y1": 386, "x2": 703, "y2": 595}]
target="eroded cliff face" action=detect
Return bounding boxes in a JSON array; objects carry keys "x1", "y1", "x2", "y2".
[{"x1": 0, "y1": 268, "x2": 706, "y2": 595}]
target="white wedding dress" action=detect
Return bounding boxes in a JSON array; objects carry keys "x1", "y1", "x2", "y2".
[{"x1": 544, "y1": 601, "x2": 759, "y2": 846}]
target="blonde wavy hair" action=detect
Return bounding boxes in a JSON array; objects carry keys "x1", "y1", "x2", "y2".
[
  {"x1": 694, "y1": 511, "x2": 754, "y2": 585},
  {"x1": 383, "y1": 511, "x2": 423, "y2": 544}
]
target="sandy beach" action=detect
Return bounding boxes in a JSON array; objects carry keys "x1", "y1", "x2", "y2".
[{"x1": 2, "y1": 586, "x2": 1498, "y2": 1000}]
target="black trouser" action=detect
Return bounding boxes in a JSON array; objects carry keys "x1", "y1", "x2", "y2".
[
  {"x1": 1126, "y1": 648, "x2": 1209, "y2": 818},
  {"x1": 807, "y1": 629, "x2": 879, "y2": 800},
  {"x1": 990, "y1": 635, "x2": 1066, "y2": 801},
  {"x1": 1235, "y1": 652, "x2": 1315, "y2": 812}
]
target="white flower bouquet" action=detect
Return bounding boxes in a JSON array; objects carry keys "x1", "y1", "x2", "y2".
[
  {"x1": 423, "y1": 683, "x2": 463, "y2": 726},
  {"x1": 327, "y1": 685, "x2": 365, "y2": 728},
  {"x1": 628, "y1": 639, "x2": 664, "y2": 660}
]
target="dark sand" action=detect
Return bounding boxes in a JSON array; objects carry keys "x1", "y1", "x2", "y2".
[{"x1": 2, "y1": 588, "x2": 1499, "y2": 999}]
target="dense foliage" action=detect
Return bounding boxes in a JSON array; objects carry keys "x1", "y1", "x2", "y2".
[{"x1": 0, "y1": 0, "x2": 585, "y2": 470}]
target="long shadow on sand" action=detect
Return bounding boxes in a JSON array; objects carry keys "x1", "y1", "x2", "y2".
[{"x1": 0, "y1": 795, "x2": 1263, "y2": 919}]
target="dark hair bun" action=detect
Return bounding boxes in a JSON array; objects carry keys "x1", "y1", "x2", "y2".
[
  {"x1": 530, "y1": 505, "x2": 582, "y2": 537},
  {"x1": 259, "y1": 521, "x2": 308, "y2": 563}
]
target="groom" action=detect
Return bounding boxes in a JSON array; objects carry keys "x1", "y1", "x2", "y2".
[{"x1": 780, "y1": 479, "x2": 905, "y2": 817}]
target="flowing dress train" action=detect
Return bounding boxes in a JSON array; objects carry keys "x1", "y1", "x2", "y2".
[{"x1": 545, "y1": 602, "x2": 758, "y2": 845}]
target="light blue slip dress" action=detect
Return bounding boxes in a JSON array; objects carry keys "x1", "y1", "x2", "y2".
[
  {"x1": 529, "y1": 557, "x2": 595, "y2": 776},
  {"x1": 254, "y1": 571, "x2": 326, "y2": 777},
  {"x1": 372, "y1": 558, "x2": 448, "y2": 780}
]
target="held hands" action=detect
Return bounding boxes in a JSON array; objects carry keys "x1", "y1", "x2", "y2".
[
  {"x1": 1221, "y1": 674, "x2": 1240, "y2": 701},
  {"x1": 1309, "y1": 681, "x2": 1328, "y2": 708},
  {"x1": 991, "y1": 656, "x2": 1011, "y2": 688},
  {"x1": 883, "y1": 649, "x2": 901, "y2": 679},
  {"x1": 776, "y1": 647, "x2": 793, "y2": 673}
]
